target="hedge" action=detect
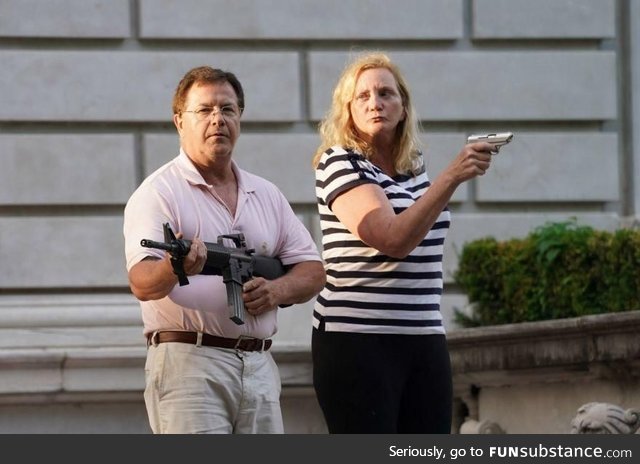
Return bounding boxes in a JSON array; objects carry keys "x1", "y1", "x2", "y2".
[{"x1": 453, "y1": 221, "x2": 640, "y2": 327}]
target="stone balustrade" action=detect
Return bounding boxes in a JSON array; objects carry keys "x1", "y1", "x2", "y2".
[{"x1": 1, "y1": 308, "x2": 638, "y2": 433}]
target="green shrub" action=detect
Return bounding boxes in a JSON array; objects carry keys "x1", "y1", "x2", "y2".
[{"x1": 453, "y1": 221, "x2": 640, "y2": 327}]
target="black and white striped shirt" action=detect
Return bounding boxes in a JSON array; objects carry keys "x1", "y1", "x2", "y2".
[{"x1": 313, "y1": 146, "x2": 451, "y2": 335}]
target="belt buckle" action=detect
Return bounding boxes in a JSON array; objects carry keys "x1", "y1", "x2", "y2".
[
  {"x1": 234, "y1": 335, "x2": 250, "y2": 351},
  {"x1": 234, "y1": 335, "x2": 264, "y2": 352},
  {"x1": 147, "y1": 331, "x2": 160, "y2": 347}
]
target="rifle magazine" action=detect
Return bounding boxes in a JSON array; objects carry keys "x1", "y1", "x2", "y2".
[{"x1": 227, "y1": 281, "x2": 245, "y2": 325}]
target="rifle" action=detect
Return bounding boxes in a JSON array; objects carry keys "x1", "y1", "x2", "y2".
[{"x1": 140, "y1": 223, "x2": 287, "y2": 325}]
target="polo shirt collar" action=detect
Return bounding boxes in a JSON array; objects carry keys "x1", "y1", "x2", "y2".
[{"x1": 177, "y1": 148, "x2": 256, "y2": 194}]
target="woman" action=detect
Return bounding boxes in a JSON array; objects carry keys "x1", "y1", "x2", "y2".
[{"x1": 312, "y1": 52, "x2": 495, "y2": 433}]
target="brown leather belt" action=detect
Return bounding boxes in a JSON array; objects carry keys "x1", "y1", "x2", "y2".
[{"x1": 148, "y1": 331, "x2": 272, "y2": 352}]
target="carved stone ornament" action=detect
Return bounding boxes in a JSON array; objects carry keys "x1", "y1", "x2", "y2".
[
  {"x1": 459, "y1": 418, "x2": 505, "y2": 434},
  {"x1": 571, "y1": 402, "x2": 640, "y2": 434}
]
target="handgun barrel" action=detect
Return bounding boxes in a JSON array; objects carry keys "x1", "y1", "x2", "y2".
[{"x1": 467, "y1": 132, "x2": 513, "y2": 145}]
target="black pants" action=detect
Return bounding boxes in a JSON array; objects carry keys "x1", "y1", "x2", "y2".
[{"x1": 312, "y1": 328, "x2": 452, "y2": 434}]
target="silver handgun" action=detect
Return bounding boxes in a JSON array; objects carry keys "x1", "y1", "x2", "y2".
[{"x1": 467, "y1": 132, "x2": 514, "y2": 153}]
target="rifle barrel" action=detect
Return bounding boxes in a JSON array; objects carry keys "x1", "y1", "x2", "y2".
[{"x1": 141, "y1": 239, "x2": 181, "y2": 254}]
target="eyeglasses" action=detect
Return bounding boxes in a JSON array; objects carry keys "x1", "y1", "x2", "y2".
[{"x1": 182, "y1": 105, "x2": 241, "y2": 121}]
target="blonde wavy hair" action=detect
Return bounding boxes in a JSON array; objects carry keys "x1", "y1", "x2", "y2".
[{"x1": 312, "y1": 52, "x2": 423, "y2": 175}]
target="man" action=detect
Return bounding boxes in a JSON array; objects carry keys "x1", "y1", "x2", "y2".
[{"x1": 123, "y1": 66, "x2": 325, "y2": 434}]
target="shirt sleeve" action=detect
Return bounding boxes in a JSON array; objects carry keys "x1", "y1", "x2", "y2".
[
  {"x1": 123, "y1": 181, "x2": 175, "y2": 271},
  {"x1": 271, "y1": 187, "x2": 322, "y2": 266},
  {"x1": 315, "y1": 146, "x2": 377, "y2": 210}
]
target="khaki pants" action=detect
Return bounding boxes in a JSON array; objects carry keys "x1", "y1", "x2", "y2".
[{"x1": 144, "y1": 341, "x2": 283, "y2": 434}]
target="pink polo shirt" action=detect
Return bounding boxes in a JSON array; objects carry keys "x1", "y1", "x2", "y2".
[{"x1": 124, "y1": 149, "x2": 321, "y2": 339}]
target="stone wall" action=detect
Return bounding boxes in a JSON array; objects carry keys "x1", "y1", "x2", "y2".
[
  {"x1": 450, "y1": 311, "x2": 640, "y2": 434},
  {"x1": 0, "y1": 0, "x2": 638, "y2": 433}
]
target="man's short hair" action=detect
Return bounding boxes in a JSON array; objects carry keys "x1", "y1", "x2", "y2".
[{"x1": 172, "y1": 66, "x2": 245, "y2": 115}]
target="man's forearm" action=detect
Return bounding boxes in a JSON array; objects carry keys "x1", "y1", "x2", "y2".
[
  {"x1": 274, "y1": 261, "x2": 326, "y2": 305},
  {"x1": 128, "y1": 257, "x2": 178, "y2": 301}
]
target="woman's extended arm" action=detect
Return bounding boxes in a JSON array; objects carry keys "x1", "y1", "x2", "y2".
[{"x1": 331, "y1": 142, "x2": 494, "y2": 258}]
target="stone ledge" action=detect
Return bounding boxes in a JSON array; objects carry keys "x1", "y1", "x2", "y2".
[
  {"x1": 0, "y1": 344, "x2": 312, "y2": 400},
  {"x1": 1, "y1": 312, "x2": 637, "y2": 403},
  {"x1": 448, "y1": 311, "x2": 640, "y2": 389},
  {"x1": 448, "y1": 311, "x2": 640, "y2": 349}
]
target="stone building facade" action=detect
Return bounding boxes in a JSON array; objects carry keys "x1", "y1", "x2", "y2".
[{"x1": 0, "y1": 0, "x2": 639, "y2": 433}]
